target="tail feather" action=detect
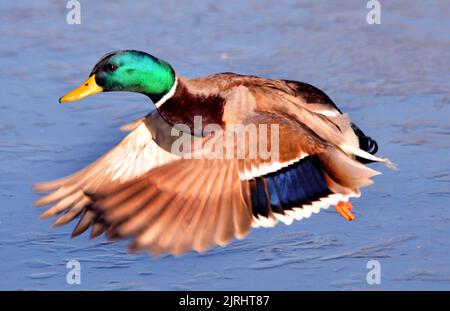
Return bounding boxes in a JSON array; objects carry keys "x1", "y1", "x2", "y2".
[
  {"x1": 351, "y1": 123, "x2": 379, "y2": 163},
  {"x1": 319, "y1": 147, "x2": 381, "y2": 190}
]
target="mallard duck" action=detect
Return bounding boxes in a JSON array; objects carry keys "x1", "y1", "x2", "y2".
[{"x1": 34, "y1": 50, "x2": 393, "y2": 256}]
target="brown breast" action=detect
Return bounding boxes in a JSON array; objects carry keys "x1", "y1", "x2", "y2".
[{"x1": 157, "y1": 81, "x2": 226, "y2": 134}]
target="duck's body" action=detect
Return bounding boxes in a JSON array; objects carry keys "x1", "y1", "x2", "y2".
[
  {"x1": 34, "y1": 50, "x2": 392, "y2": 256},
  {"x1": 159, "y1": 73, "x2": 378, "y2": 157}
]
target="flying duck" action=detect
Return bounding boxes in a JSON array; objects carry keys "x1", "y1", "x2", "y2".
[{"x1": 34, "y1": 50, "x2": 393, "y2": 256}]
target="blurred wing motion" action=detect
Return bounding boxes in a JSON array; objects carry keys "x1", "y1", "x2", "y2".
[
  {"x1": 33, "y1": 111, "x2": 179, "y2": 238},
  {"x1": 83, "y1": 112, "x2": 386, "y2": 256}
]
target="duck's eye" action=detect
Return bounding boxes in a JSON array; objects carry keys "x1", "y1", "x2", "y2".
[{"x1": 105, "y1": 64, "x2": 118, "y2": 72}]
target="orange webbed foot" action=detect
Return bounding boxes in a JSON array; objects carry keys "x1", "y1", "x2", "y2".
[{"x1": 335, "y1": 201, "x2": 355, "y2": 221}]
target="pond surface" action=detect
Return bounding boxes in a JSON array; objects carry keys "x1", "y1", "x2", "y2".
[{"x1": 0, "y1": 0, "x2": 449, "y2": 290}]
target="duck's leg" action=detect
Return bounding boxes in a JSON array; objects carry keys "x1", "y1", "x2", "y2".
[{"x1": 335, "y1": 201, "x2": 355, "y2": 221}]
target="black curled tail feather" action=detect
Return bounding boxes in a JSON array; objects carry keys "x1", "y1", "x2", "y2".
[{"x1": 351, "y1": 123, "x2": 379, "y2": 164}]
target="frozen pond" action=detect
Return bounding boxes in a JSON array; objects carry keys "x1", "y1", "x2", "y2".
[{"x1": 0, "y1": 0, "x2": 449, "y2": 290}]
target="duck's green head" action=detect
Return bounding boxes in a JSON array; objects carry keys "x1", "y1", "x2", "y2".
[{"x1": 59, "y1": 50, "x2": 176, "y2": 104}]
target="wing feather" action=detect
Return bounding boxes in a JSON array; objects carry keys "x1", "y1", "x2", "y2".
[{"x1": 33, "y1": 112, "x2": 180, "y2": 236}]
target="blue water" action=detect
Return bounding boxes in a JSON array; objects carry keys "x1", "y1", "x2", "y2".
[{"x1": 1, "y1": 0, "x2": 449, "y2": 290}]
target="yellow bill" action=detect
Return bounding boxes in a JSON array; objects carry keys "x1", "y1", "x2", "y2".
[{"x1": 59, "y1": 75, "x2": 103, "y2": 103}]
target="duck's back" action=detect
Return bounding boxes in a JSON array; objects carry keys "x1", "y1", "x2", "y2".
[{"x1": 187, "y1": 72, "x2": 379, "y2": 162}]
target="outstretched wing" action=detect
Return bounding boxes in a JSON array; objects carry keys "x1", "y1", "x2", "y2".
[
  {"x1": 85, "y1": 112, "x2": 382, "y2": 256},
  {"x1": 33, "y1": 112, "x2": 179, "y2": 237}
]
